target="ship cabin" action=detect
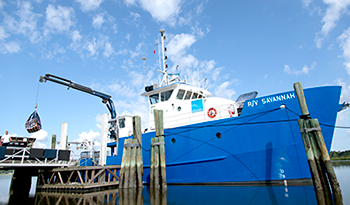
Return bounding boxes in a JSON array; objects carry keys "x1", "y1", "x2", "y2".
[
  {"x1": 139, "y1": 82, "x2": 241, "y2": 132},
  {"x1": 114, "y1": 82, "x2": 258, "y2": 138}
]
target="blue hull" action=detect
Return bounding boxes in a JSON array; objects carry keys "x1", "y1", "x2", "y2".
[{"x1": 107, "y1": 86, "x2": 341, "y2": 184}]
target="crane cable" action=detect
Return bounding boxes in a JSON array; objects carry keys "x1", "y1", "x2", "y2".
[{"x1": 35, "y1": 81, "x2": 40, "y2": 110}]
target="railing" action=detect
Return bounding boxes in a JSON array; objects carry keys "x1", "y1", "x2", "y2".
[
  {"x1": 142, "y1": 103, "x2": 237, "y2": 131},
  {"x1": 0, "y1": 146, "x2": 72, "y2": 167}
]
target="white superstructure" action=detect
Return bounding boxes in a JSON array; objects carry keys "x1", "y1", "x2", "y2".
[{"x1": 116, "y1": 29, "x2": 257, "y2": 138}]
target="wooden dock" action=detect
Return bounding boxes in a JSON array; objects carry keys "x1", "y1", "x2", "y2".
[{"x1": 37, "y1": 165, "x2": 121, "y2": 192}]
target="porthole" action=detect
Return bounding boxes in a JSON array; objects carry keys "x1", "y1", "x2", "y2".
[
  {"x1": 177, "y1": 106, "x2": 181, "y2": 112},
  {"x1": 216, "y1": 132, "x2": 222, "y2": 139},
  {"x1": 171, "y1": 138, "x2": 176, "y2": 144}
]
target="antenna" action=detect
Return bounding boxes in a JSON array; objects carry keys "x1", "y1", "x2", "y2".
[{"x1": 142, "y1": 57, "x2": 147, "y2": 86}]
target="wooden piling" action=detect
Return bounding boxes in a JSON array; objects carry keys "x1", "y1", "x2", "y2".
[
  {"x1": 119, "y1": 139, "x2": 131, "y2": 188},
  {"x1": 129, "y1": 139, "x2": 137, "y2": 188},
  {"x1": 119, "y1": 116, "x2": 143, "y2": 189},
  {"x1": 51, "y1": 134, "x2": 56, "y2": 149},
  {"x1": 309, "y1": 119, "x2": 343, "y2": 205},
  {"x1": 294, "y1": 82, "x2": 343, "y2": 205},
  {"x1": 133, "y1": 116, "x2": 144, "y2": 188},
  {"x1": 152, "y1": 137, "x2": 160, "y2": 188},
  {"x1": 298, "y1": 119, "x2": 327, "y2": 205},
  {"x1": 159, "y1": 136, "x2": 167, "y2": 189},
  {"x1": 150, "y1": 137, "x2": 155, "y2": 188},
  {"x1": 308, "y1": 125, "x2": 333, "y2": 205},
  {"x1": 151, "y1": 110, "x2": 167, "y2": 189},
  {"x1": 124, "y1": 139, "x2": 132, "y2": 189}
]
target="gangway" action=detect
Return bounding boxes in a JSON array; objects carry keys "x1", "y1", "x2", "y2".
[{"x1": 0, "y1": 136, "x2": 72, "y2": 168}]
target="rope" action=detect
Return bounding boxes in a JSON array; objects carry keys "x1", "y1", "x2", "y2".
[
  {"x1": 319, "y1": 123, "x2": 350, "y2": 129},
  {"x1": 135, "y1": 136, "x2": 151, "y2": 152},
  {"x1": 35, "y1": 82, "x2": 40, "y2": 110}
]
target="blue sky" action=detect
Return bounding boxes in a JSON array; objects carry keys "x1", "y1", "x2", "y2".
[{"x1": 0, "y1": 0, "x2": 350, "y2": 151}]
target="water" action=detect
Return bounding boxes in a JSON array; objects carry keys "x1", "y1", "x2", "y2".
[{"x1": 1, "y1": 161, "x2": 349, "y2": 204}]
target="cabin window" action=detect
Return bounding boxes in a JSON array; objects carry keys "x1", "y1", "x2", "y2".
[
  {"x1": 118, "y1": 118, "x2": 125, "y2": 128},
  {"x1": 192, "y1": 93, "x2": 198, "y2": 99},
  {"x1": 184, "y1": 91, "x2": 192, "y2": 100},
  {"x1": 176, "y1": 89, "x2": 186, "y2": 100},
  {"x1": 161, "y1": 90, "x2": 173, "y2": 102},
  {"x1": 149, "y1": 94, "x2": 159, "y2": 104},
  {"x1": 198, "y1": 94, "x2": 203, "y2": 99}
]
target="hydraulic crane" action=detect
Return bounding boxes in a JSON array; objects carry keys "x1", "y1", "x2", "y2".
[{"x1": 39, "y1": 74, "x2": 118, "y2": 139}]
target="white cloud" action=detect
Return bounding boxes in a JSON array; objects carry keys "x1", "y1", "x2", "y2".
[
  {"x1": 95, "y1": 114, "x2": 102, "y2": 129},
  {"x1": 3, "y1": 1, "x2": 42, "y2": 44},
  {"x1": 124, "y1": 0, "x2": 137, "y2": 6},
  {"x1": 167, "y1": 33, "x2": 197, "y2": 69},
  {"x1": 33, "y1": 141, "x2": 48, "y2": 149},
  {"x1": 0, "y1": 26, "x2": 9, "y2": 41},
  {"x1": 43, "y1": 43, "x2": 66, "y2": 59},
  {"x1": 84, "y1": 37, "x2": 99, "y2": 57},
  {"x1": 124, "y1": 0, "x2": 182, "y2": 26},
  {"x1": 103, "y1": 41, "x2": 114, "y2": 58},
  {"x1": 82, "y1": 36, "x2": 114, "y2": 58},
  {"x1": 167, "y1": 33, "x2": 196, "y2": 58},
  {"x1": 93, "y1": 13, "x2": 104, "y2": 29},
  {"x1": 129, "y1": 42, "x2": 144, "y2": 59},
  {"x1": 126, "y1": 34, "x2": 131, "y2": 42},
  {"x1": 302, "y1": 0, "x2": 313, "y2": 7},
  {"x1": 75, "y1": 0, "x2": 103, "y2": 12},
  {"x1": 30, "y1": 129, "x2": 48, "y2": 141},
  {"x1": 1, "y1": 41, "x2": 21, "y2": 54},
  {"x1": 69, "y1": 30, "x2": 82, "y2": 50},
  {"x1": 125, "y1": 12, "x2": 141, "y2": 27},
  {"x1": 0, "y1": 1, "x2": 5, "y2": 9},
  {"x1": 283, "y1": 61, "x2": 316, "y2": 75},
  {"x1": 315, "y1": 0, "x2": 350, "y2": 48},
  {"x1": 338, "y1": 27, "x2": 350, "y2": 75},
  {"x1": 76, "y1": 129, "x2": 100, "y2": 142},
  {"x1": 44, "y1": 4, "x2": 75, "y2": 36},
  {"x1": 214, "y1": 81, "x2": 236, "y2": 99}
]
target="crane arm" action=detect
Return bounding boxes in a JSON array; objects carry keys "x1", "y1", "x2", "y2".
[{"x1": 39, "y1": 74, "x2": 118, "y2": 137}]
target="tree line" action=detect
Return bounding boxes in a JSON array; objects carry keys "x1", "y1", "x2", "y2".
[{"x1": 330, "y1": 150, "x2": 350, "y2": 160}]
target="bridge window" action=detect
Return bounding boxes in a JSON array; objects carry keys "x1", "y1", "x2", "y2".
[
  {"x1": 176, "y1": 89, "x2": 186, "y2": 100},
  {"x1": 192, "y1": 93, "x2": 198, "y2": 99},
  {"x1": 118, "y1": 118, "x2": 125, "y2": 128},
  {"x1": 161, "y1": 90, "x2": 173, "y2": 102},
  {"x1": 184, "y1": 91, "x2": 192, "y2": 100},
  {"x1": 149, "y1": 94, "x2": 159, "y2": 104}
]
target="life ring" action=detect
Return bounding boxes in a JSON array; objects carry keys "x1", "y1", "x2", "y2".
[
  {"x1": 207, "y1": 108, "x2": 217, "y2": 118},
  {"x1": 228, "y1": 110, "x2": 235, "y2": 117}
]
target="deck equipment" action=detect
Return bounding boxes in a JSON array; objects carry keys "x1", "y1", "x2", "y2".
[
  {"x1": 25, "y1": 104, "x2": 42, "y2": 133},
  {"x1": 39, "y1": 74, "x2": 118, "y2": 139}
]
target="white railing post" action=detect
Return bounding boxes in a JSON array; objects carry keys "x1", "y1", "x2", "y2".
[
  {"x1": 60, "y1": 123, "x2": 68, "y2": 150},
  {"x1": 100, "y1": 113, "x2": 108, "y2": 166}
]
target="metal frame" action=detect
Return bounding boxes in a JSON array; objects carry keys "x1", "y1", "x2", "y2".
[{"x1": 0, "y1": 147, "x2": 72, "y2": 168}]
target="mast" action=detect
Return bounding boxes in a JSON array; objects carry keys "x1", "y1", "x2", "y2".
[
  {"x1": 156, "y1": 29, "x2": 186, "y2": 87},
  {"x1": 159, "y1": 29, "x2": 168, "y2": 86}
]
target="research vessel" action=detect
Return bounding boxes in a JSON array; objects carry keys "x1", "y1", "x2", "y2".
[{"x1": 106, "y1": 30, "x2": 345, "y2": 185}]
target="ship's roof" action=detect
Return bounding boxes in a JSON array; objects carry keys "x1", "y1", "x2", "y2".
[{"x1": 140, "y1": 83, "x2": 213, "y2": 97}]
